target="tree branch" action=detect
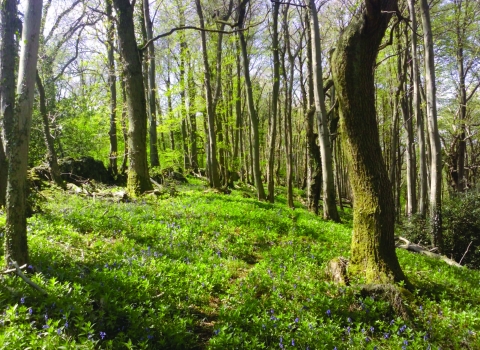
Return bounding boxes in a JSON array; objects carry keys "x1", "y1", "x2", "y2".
[
  {"x1": 9, "y1": 260, "x2": 49, "y2": 296},
  {"x1": 139, "y1": 10, "x2": 268, "y2": 52}
]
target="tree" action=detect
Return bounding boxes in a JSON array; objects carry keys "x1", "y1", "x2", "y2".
[
  {"x1": 266, "y1": 1, "x2": 280, "y2": 203},
  {"x1": 0, "y1": 0, "x2": 18, "y2": 209},
  {"x1": 3, "y1": 0, "x2": 43, "y2": 266},
  {"x1": 420, "y1": 0, "x2": 443, "y2": 250},
  {"x1": 407, "y1": 0, "x2": 427, "y2": 217},
  {"x1": 195, "y1": 0, "x2": 221, "y2": 189},
  {"x1": 331, "y1": 0, "x2": 407, "y2": 283},
  {"x1": 106, "y1": 0, "x2": 118, "y2": 175},
  {"x1": 308, "y1": 0, "x2": 340, "y2": 222},
  {"x1": 238, "y1": 0, "x2": 266, "y2": 201},
  {"x1": 112, "y1": 0, "x2": 153, "y2": 195},
  {"x1": 143, "y1": 0, "x2": 160, "y2": 168}
]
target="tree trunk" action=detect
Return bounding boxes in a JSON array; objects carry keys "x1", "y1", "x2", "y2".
[
  {"x1": 35, "y1": 71, "x2": 64, "y2": 187},
  {"x1": 106, "y1": 0, "x2": 118, "y2": 176},
  {"x1": 304, "y1": 12, "x2": 322, "y2": 214},
  {"x1": 331, "y1": 0, "x2": 407, "y2": 284},
  {"x1": 420, "y1": 0, "x2": 443, "y2": 250},
  {"x1": 0, "y1": 0, "x2": 17, "y2": 209},
  {"x1": 195, "y1": 0, "x2": 221, "y2": 188},
  {"x1": 401, "y1": 26, "x2": 416, "y2": 216},
  {"x1": 188, "y1": 57, "x2": 198, "y2": 172},
  {"x1": 119, "y1": 68, "x2": 129, "y2": 174},
  {"x1": 113, "y1": 0, "x2": 152, "y2": 195},
  {"x1": 4, "y1": 0, "x2": 43, "y2": 266},
  {"x1": 456, "y1": 44, "x2": 466, "y2": 192},
  {"x1": 238, "y1": 0, "x2": 266, "y2": 200},
  {"x1": 407, "y1": 0, "x2": 427, "y2": 217},
  {"x1": 308, "y1": 0, "x2": 340, "y2": 222},
  {"x1": 0, "y1": 136, "x2": 7, "y2": 207},
  {"x1": 143, "y1": 0, "x2": 160, "y2": 167},
  {"x1": 267, "y1": 1, "x2": 280, "y2": 203}
]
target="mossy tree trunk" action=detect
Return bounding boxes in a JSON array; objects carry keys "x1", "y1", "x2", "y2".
[
  {"x1": 4, "y1": 0, "x2": 43, "y2": 266},
  {"x1": 0, "y1": 0, "x2": 17, "y2": 209},
  {"x1": 331, "y1": 0, "x2": 407, "y2": 284},
  {"x1": 112, "y1": 0, "x2": 152, "y2": 195}
]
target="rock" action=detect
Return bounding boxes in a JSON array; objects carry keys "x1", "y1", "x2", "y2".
[{"x1": 58, "y1": 157, "x2": 113, "y2": 184}]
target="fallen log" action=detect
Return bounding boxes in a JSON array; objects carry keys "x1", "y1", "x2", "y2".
[{"x1": 396, "y1": 237, "x2": 463, "y2": 268}]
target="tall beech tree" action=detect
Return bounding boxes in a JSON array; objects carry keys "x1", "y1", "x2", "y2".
[
  {"x1": 143, "y1": 0, "x2": 160, "y2": 167},
  {"x1": 308, "y1": 0, "x2": 340, "y2": 222},
  {"x1": 113, "y1": 0, "x2": 152, "y2": 194},
  {"x1": 266, "y1": 0, "x2": 280, "y2": 203},
  {"x1": 420, "y1": 0, "x2": 442, "y2": 250},
  {"x1": 3, "y1": 0, "x2": 43, "y2": 266},
  {"x1": 238, "y1": 0, "x2": 266, "y2": 200},
  {"x1": 408, "y1": 0, "x2": 427, "y2": 217},
  {"x1": 331, "y1": 0, "x2": 407, "y2": 283}
]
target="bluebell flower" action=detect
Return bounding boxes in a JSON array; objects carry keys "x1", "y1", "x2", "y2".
[
  {"x1": 291, "y1": 339, "x2": 295, "y2": 346},
  {"x1": 28, "y1": 308, "x2": 33, "y2": 315},
  {"x1": 384, "y1": 332, "x2": 390, "y2": 339},
  {"x1": 57, "y1": 328, "x2": 62, "y2": 335},
  {"x1": 100, "y1": 331, "x2": 106, "y2": 339},
  {"x1": 326, "y1": 309, "x2": 331, "y2": 316},
  {"x1": 20, "y1": 297, "x2": 25, "y2": 304},
  {"x1": 370, "y1": 326, "x2": 374, "y2": 333},
  {"x1": 295, "y1": 317, "x2": 299, "y2": 323}
]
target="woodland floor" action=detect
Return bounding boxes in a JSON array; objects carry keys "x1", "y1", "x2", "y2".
[{"x1": 0, "y1": 177, "x2": 479, "y2": 349}]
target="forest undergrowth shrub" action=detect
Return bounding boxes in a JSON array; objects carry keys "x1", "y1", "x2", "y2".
[
  {"x1": 442, "y1": 188, "x2": 480, "y2": 269},
  {"x1": 399, "y1": 188, "x2": 480, "y2": 269}
]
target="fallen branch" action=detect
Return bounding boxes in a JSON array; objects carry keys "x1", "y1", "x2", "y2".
[
  {"x1": 10, "y1": 260, "x2": 48, "y2": 296},
  {"x1": 396, "y1": 237, "x2": 463, "y2": 268},
  {"x1": 459, "y1": 241, "x2": 473, "y2": 265},
  {"x1": 1, "y1": 264, "x2": 27, "y2": 275}
]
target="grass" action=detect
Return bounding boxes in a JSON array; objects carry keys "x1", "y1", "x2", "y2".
[{"x1": 0, "y1": 178, "x2": 479, "y2": 349}]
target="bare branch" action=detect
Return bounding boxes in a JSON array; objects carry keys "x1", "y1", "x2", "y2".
[
  {"x1": 140, "y1": 10, "x2": 269, "y2": 52},
  {"x1": 9, "y1": 260, "x2": 49, "y2": 296}
]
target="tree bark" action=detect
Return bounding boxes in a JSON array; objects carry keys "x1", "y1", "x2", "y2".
[
  {"x1": 238, "y1": 0, "x2": 266, "y2": 200},
  {"x1": 407, "y1": 0, "x2": 427, "y2": 217},
  {"x1": 106, "y1": 0, "x2": 118, "y2": 176},
  {"x1": 420, "y1": 0, "x2": 443, "y2": 250},
  {"x1": 113, "y1": 0, "x2": 152, "y2": 195},
  {"x1": 143, "y1": 0, "x2": 160, "y2": 167},
  {"x1": 308, "y1": 0, "x2": 340, "y2": 222},
  {"x1": 304, "y1": 12, "x2": 322, "y2": 214},
  {"x1": 0, "y1": 0, "x2": 17, "y2": 209},
  {"x1": 0, "y1": 136, "x2": 7, "y2": 207},
  {"x1": 195, "y1": 0, "x2": 221, "y2": 188},
  {"x1": 267, "y1": 1, "x2": 280, "y2": 203},
  {"x1": 4, "y1": 0, "x2": 43, "y2": 266},
  {"x1": 331, "y1": 0, "x2": 407, "y2": 284}
]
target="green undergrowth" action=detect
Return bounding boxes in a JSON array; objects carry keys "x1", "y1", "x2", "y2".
[{"x1": 0, "y1": 179, "x2": 479, "y2": 349}]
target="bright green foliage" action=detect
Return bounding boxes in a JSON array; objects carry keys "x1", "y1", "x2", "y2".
[{"x1": 0, "y1": 182, "x2": 479, "y2": 349}]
